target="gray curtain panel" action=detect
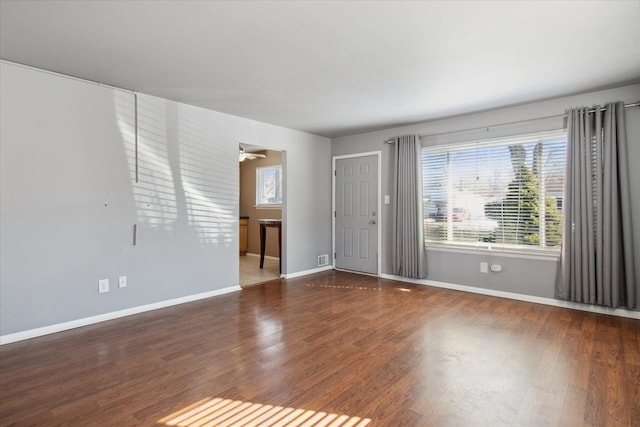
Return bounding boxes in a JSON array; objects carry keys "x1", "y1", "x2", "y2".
[
  {"x1": 559, "y1": 102, "x2": 636, "y2": 308},
  {"x1": 392, "y1": 135, "x2": 427, "y2": 279}
]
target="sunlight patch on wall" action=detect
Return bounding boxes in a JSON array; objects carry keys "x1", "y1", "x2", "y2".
[
  {"x1": 114, "y1": 92, "x2": 178, "y2": 229},
  {"x1": 114, "y1": 93, "x2": 239, "y2": 247},
  {"x1": 178, "y1": 104, "x2": 236, "y2": 247},
  {"x1": 158, "y1": 397, "x2": 371, "y2": 427}
]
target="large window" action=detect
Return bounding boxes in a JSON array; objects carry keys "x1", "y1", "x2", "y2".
[
  {"x1": 256, "y1": 165, "x2": 282, "y2": 206},
  {"x1": 422, "y1": 130, "x2": 566, "y2": 253}
]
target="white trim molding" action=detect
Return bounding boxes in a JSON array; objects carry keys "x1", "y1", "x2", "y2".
[
  {"x1": 283, "y1": 265, "x2": 333, "y2": 279},
  {"x1": 425, "y1": 244, "x2": 560, "y2": 262},
  {"x1": 379, "y1": 273, "x2": 640, "y2": 320},
  {"x1": 0, "y1": 285, "x2": 242, "y2": 345}
]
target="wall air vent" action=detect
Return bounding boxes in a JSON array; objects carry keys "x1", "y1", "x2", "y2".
[{"x1": 317, "y1": 254, "x2": 329, "y2": 267}]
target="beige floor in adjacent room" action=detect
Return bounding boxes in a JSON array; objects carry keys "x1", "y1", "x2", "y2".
[{"x1": 239, "y1": 254, "x2": 280, "y2": 287}]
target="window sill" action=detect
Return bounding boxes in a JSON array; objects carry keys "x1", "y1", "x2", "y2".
[
  {"x1": 425, "y1": 243, "x2": 560, "y2": 261},
  {"x1": 255, "y1": 204, "x2": 282, "y2": 210}
]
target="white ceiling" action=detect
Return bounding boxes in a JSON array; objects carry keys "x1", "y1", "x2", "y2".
[{"x1": 1, "y1": 1, "x2": 639, "y2": 138}]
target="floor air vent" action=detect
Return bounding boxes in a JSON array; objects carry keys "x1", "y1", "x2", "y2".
[{"x1": 317, "y1": 254, "x2": 329, "y2": 267}]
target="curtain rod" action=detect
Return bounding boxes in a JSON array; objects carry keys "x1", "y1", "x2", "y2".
[{"x1": 384, "y1": 101, "x2": 640, "y2": 143}]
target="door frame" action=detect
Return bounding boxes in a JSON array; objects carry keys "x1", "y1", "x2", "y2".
[
  {"x1": 238, "y1": 145, "x2": 286, "y2": 286},
  {"x1": 332, "y1": 151, "x2": 382, "y2": 276}
]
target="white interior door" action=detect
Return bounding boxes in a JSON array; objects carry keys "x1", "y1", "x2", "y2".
[{"x1": 334, "y1": 155, "x2": 378, "y2": 274}]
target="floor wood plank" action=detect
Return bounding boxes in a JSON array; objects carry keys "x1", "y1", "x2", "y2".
[{"x1": 1, "y1": 270, "x2": 638, "y2": 426}]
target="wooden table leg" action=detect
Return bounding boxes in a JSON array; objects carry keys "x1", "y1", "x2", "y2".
[{"x1": 259, "y1": 223, "x2": 266, "y2": 269}]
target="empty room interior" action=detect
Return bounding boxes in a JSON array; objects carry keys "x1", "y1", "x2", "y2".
[{"x1": 1, "y1": 1, "x2": 639, "y2": 426}]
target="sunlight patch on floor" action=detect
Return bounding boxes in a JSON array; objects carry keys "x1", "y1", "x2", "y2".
[
  {"x1": 306, "y1": 283, "x2": 411, "y2": 292},
  {"x1": 306, "y1": 284, "x2": 382, "y2": 291},
  {"x1": 159, "y1": 397, "x2": 371, "y2": 427}
]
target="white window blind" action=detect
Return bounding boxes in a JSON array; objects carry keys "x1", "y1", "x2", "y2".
[{"x1": 422, "y1": 130, "x2": 566, "y2": 252}]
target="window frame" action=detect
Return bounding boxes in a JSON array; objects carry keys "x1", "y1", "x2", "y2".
[
  {"x1": 255, "y1": 165, "x2": 283, "y2": 208},
  {"x1": 421, "y1": 130, "x2": 567, "y2": 259}
]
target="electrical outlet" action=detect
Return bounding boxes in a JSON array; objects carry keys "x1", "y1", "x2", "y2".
[
  {"x1": 118, "y1": 276, "x2": 127, "y2": 288},
  {"x1": 480, "y1": 262, "x2": 488, "y2": 273},
  {"x1": 98, "y1": 279, "x2": 109, "y2": 293},
  {"x1": 490, "y1": 264, "x2": 502, "y2": 272}
]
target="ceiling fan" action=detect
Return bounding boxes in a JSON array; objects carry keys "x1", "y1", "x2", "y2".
[{"x1": 239, "y1": 145, "x2": 267, "y2": 162}]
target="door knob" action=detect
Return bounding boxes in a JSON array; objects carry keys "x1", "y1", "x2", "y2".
[{"x1": 369, "y1": 220, "x2": 377, "y2": 225}]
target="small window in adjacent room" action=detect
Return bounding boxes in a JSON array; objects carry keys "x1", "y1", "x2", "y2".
[
  {"x1": 256, "y1": 165, "x2": 282, "y2": 207},
  {"x1": 422, "y1": 130, "x2": 566, "y2": 254}
]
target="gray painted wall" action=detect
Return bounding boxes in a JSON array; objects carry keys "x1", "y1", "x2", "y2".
[
  {"x1": 332, "y1": 84, "x2": 640, "y2": 310},
  {"x1": 0, "y1": 62, "x2": 331, "y2": 336}
]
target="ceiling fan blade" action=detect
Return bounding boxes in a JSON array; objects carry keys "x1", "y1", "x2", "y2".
[{"x1": 239, "y1": 144, "x2": 267, "y2": 161}]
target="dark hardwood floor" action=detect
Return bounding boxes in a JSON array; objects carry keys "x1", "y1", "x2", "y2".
[{"x1": 1, "y1": 270, "x2": 638, "y2": 426}]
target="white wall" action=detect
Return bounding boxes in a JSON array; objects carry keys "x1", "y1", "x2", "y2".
[
  {"x1": 332, "y1": 84, "x2": 640, "y2": 310},
  {"x1": 0, "y1": 61, "x2": 331, "y2": 337}
]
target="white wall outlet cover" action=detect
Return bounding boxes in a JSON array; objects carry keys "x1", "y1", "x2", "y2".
[
  {"x1": 98, "y1": 279, "x2": 109, "y2": 293},
  {"x1": 490, "y1": 264, "x2": 503, "y2": 272},
  {"x1": 384, "y1": 195, "x2": 390, "y2": 205},
  {"x1": 480, "y1": 262, "x2": 488, "y2": 273},
  {"x1": 118, "y1": 276, "x2": 127, "y2": 288}
]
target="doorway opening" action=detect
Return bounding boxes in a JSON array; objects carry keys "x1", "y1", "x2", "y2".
[{"x1": 239, "y1": 146, "x2": 285, "y2": 287}]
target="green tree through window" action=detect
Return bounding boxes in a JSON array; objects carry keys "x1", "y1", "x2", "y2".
[{"x1": 486, "y1": 164, "x2": 561, "y2": 247}]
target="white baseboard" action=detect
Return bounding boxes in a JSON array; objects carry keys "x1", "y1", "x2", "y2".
[
  {"x1": 379, "y1": 273, "x2": 640, "y2": 320},
  {"x1": 6, "y1": 271, "x2": 634, "y2": 345},
  {"x1": 246, "y1": 252, "x2": 279, "y2": 261},
  {"x1": 0, "y1": 285, "x2": 242, "y2": 345},
  {"x1": 284, "y1": 265, "x2": 333, "y2": 279}
]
